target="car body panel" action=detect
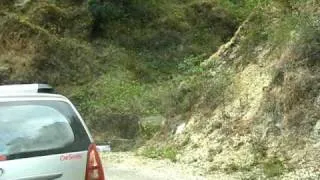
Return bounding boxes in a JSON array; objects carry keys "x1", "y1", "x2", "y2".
[
  {"x1": 0, "y1": 151, "x2": 88, "y2": 180},
  {"x1": 0, "y1": 93, "x2": 95, "y2": 180}
]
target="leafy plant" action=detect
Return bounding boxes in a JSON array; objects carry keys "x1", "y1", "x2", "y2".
[{"x1": 178, "y1": 55, "x2": 206, "y2": 75}]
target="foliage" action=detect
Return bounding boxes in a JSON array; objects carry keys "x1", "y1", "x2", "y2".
[
  {"x1": 262, "y1": 157, "x2": 285, "y2": 177},
  {"x1": 88, "y1": 0, "x2": 124, "y2": 22},
  {"x1": 140, "y1": 123, "x2": 161, "y2": 140},
  {"x1": 87, "y1": 0, "x2": 160, "y2": 36},
  {"x1": 140, "y1": 146, "x2": 178, "y2": 162},
  {"x1": 178, "y1": 55, "x2": 205, "y2": 75},
  {"x1": 71, "y1": 72, "x2": 153, "y2": 115},
  {"x1": 6, "y1": 0, "x2": 319, "y2": 144},
  {"x1": 0, "y1": 0, "x2": 13, "y2": 7},
  {"x1": 292, "y1": 13, "x2": 320, "y2": 65},
  {"x1": 86, "y1": 0, "x2": 238, "y2": 75}
]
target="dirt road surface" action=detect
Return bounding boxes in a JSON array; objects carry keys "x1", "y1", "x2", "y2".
[{"x1": 101, "y1": 152, "x2": 236, "y2": 180}]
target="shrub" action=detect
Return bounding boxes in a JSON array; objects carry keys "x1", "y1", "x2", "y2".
[
  {"x1": 178, "y1": 55, "x2": 205, "y2": 75},
  {"x1": 88, "y1": 0, "x2": 159, "y2": 36},
  {"x1": 30, "y1": 4, "x2": 68, "y2": 35},
  {"x1": 0, "y1": 0, "x2": 13, "y2": 7}
]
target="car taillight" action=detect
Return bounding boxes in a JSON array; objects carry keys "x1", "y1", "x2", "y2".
[
  {"x1": 0, "y1": 155, "x2": 6, "y2": 161},
  {"x1": 85, "y1": 144, "x2": 105, "y2": 180}
]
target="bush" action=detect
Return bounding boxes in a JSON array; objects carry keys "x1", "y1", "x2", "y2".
[
  {"x1": 0, "y1": 0, "x2": 13, "y2": 7},
  {"x1": 178, "y1": 55, "x2": 205, "y2": 75},
  {"x1": 88, "y1": 0, "x2": 159, "y2": 36},
  {"x1": 30, "y1": 4, "x2": 68, "y2": 35},
  {"x1": 293, "y1": 13, "x2": 320, "y2": 66},
  {"x1": 88, "y1": 0, "x2": 124, "y2": 21}
]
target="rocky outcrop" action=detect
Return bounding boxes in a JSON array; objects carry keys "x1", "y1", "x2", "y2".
[
  {"x1": 140, "y1": 115, "x2": 166, "y2": 139},
  {"x1": 169, "y1": 2, "x2": 320, "y2": 179}
]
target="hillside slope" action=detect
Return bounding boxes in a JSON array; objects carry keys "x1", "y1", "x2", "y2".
[
  {"x1": 0, "y1": 0, "x2": 240, "y2": 141},
  {"x1": 0, "y1": 1, "x2": 98, "y2": 84},
  {"x1": 2, "y1": 1, "x2": 320, "y2": 178},
  {"x1": 148, "y1": 1, "x2": 320, "y2": 179}
]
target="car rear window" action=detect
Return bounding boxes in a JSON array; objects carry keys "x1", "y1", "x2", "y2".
[{"x1": 0, "y1": 100, "x2": 91, "y2": 160}]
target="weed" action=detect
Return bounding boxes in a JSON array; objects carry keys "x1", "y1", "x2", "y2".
[
  {"x1": 140, "y1": 146, "x2": 178, "y2": 162},
  {"x1": 262, "y1": 157, "x2": 285, "y2": 178},
  {"x1": 178, "y1": 55, "x2": 206, "y2": 75},
  {"x1": 224, "y1": 163, "x2": 252, "y2": 174},
  {"x1": 250, "y1": 135, "x2": 268, "y2": 163}
]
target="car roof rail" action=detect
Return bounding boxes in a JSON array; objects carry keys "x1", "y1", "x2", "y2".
[
  {"x1": 0, "y1": 84, "x2": 55, "y2": 94},
  {"x1": 37, "y1": 84, "x2": 55, "y2": 93}
]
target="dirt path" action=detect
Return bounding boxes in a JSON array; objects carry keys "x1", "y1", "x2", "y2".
[{"x1": 101, "y1": 152, "x2": 236, "y2": 180}]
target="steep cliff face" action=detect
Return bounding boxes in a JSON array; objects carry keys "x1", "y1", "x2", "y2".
[{"x1": 168, "y1": 1, "x2": 320, "y2": 178}]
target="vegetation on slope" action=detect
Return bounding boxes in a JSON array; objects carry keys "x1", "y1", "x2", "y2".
[
  {"x1": 156, "y1": 0, "x2": 320, "y2": 178},
  {"x1": 0, "y1": 0, "x2": 243, "y2": 139},
  {"x1": 1, "y1": 0, "x2": 320, "y2": 177}
]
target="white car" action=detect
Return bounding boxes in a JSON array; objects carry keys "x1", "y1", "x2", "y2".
[{"x1": 0, "y1": 84, "x2": 105, "y2": 180}]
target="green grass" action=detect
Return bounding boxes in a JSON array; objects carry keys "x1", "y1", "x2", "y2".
[
  {"x1": 1, "y1": 0, "x2": 241, "y2": 122},
  {"x1": 5, "y1": 0, "x2": 318, "y2": 142},
  {"x1": 87, "y1": 0, "x2": 239, "y2": 76},
  {"x1": 139, "y1": 146, "x2": 178, "y2": 162},
  {"x1": 69, "y1": 70, "x2": 156, "y2": 115}
]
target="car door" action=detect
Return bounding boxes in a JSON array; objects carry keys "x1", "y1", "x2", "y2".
[{"x1": 0, "y1": 100, "x2": 92, "y2": 180}]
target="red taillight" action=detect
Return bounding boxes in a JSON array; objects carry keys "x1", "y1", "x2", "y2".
[
  {"x1": 85, "y1": 144, "x2": 105, "y2": 180},
  {"x1": 0, "y1": 155, "x2": 6, "y2": 161}
]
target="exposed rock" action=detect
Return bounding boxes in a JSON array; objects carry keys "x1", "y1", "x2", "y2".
[
  {"x1": 140, "y1": 115, "x2": 166, "y2": 139},
  {"x1": 14, "y1": 0, "x2": 31, "y2": 7},
  {"x1": 312, "y1": 120, "x2": 320, "y2": 139},
  {"x1": 167, "y1": 3, "x2": 320, "y2": 178},
  {"x1": 175, "y1": 123, "x2": 186, "y2": 135},
  {"x1": 140, "y1": 115, "x2": 166, "y2": 128}
]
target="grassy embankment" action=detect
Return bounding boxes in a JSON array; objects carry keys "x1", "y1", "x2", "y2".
[{"x1": 0, "y1": 0, "x2": 241, "y2": 141}]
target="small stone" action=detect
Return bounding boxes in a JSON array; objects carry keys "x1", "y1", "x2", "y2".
[{"x1": 175, "y1": 123, "x2": 186, "y2": 135}]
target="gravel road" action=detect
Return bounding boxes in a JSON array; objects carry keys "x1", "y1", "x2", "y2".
[
  {"x1": 102, "y1": 152, "x2": 207, "y2": 180},
  {"x1": 101, "y1": 152, "x2": 320, "y2": 180},
  {"x1": 101, "y1": 152, "x2": 236, "y2": 180}
]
